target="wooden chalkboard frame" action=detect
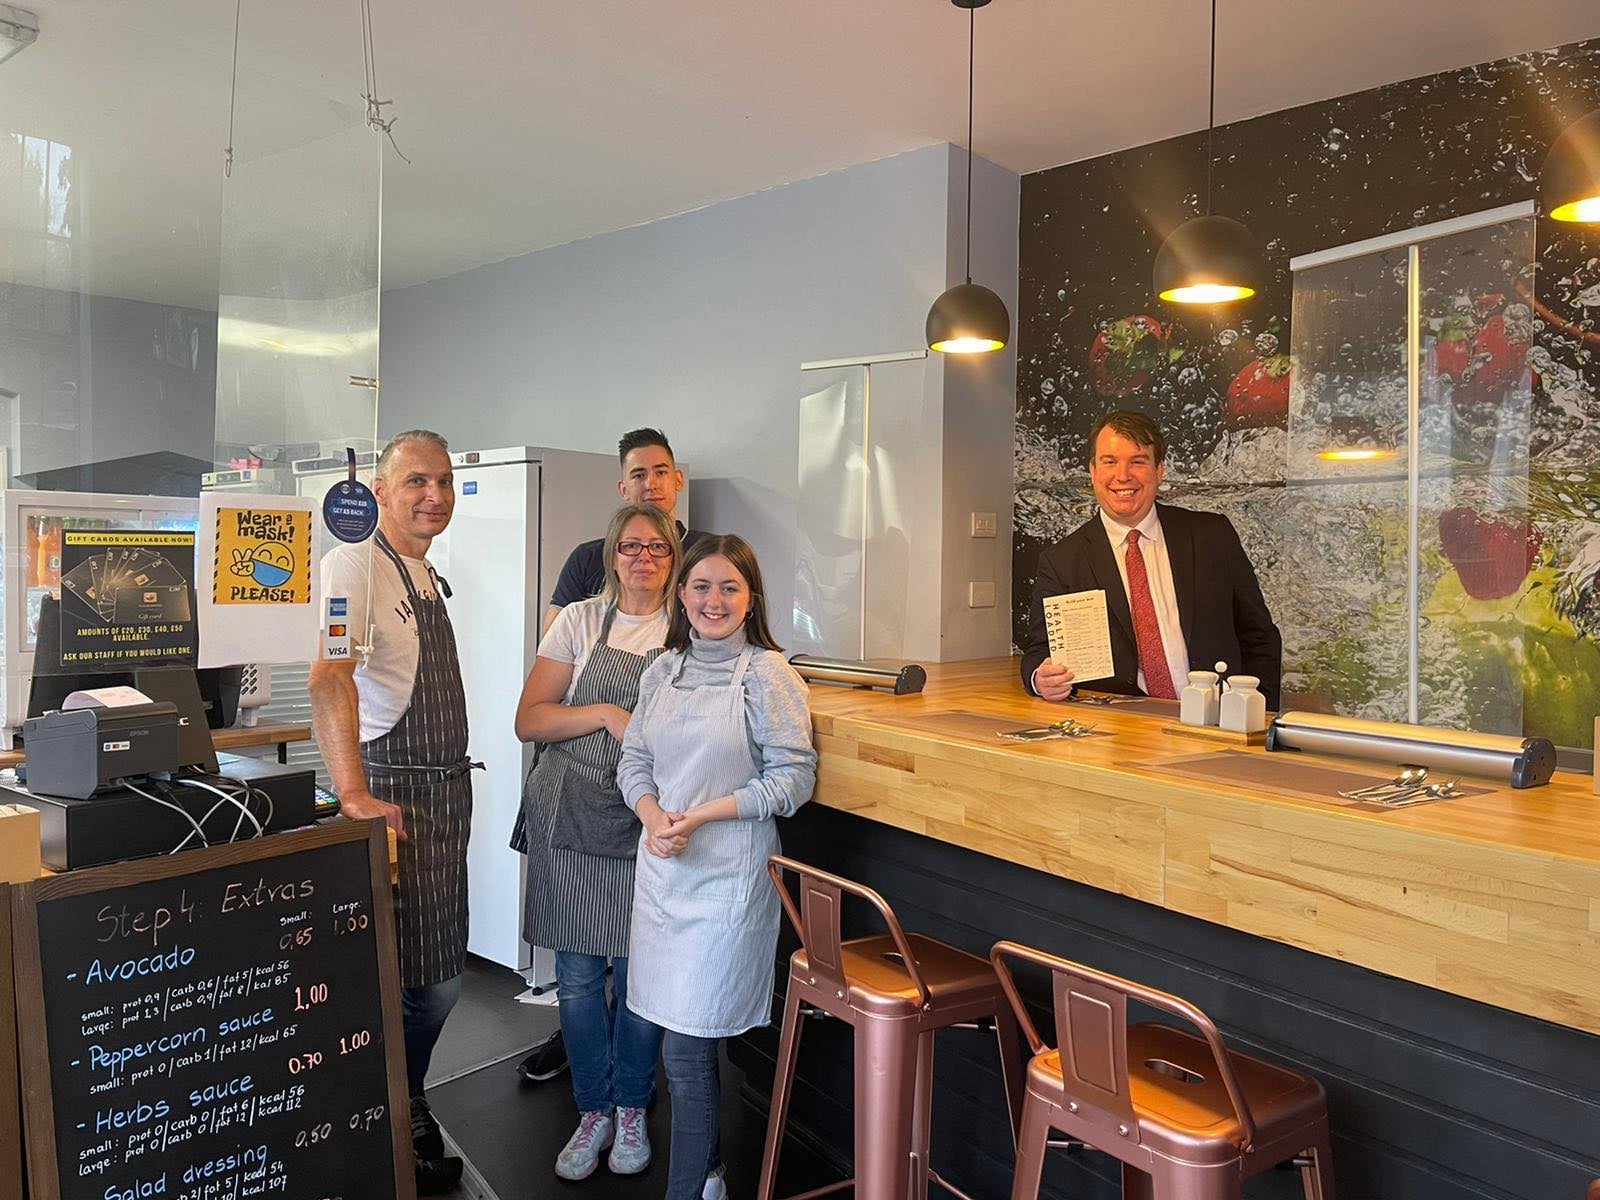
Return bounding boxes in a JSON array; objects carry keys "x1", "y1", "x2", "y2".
[
  {"x1": 1, "y1": 883, "x2": 22, "y2": 1200},
  {"x1": 9, "y1": 819, "x2": 416, "y2": 1200}
]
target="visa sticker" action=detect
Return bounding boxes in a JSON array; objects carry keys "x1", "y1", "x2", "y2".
[{"x1": 463, "y1": 481, "x2": 478, "y2": 495}]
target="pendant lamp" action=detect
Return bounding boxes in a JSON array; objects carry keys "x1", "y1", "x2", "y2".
[
  {"x1": 1153, "y1": 0, "x2": 1264, "y2": 304},
  {"x1": 927, "y1": 0, "x2": 1010, "y2": 355},
  {"x1": 1542, "y1": 107, "x2": 1600, "y2": 224}
]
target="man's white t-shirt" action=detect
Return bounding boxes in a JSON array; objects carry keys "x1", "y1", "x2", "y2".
[
  {"x1": 321, "y1": 542, "x2": 440, "y2": 743},
  {"x1": 539, "y1": 596, "x2": 668, "y2": 701}
]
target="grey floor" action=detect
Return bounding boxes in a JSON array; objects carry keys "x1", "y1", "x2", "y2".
[
  {"x1": 427, "y1": 956, "x2": 557, "y2": 1087},
  {"x1": 422, "y1": 955, "x2": 838, "y2": 1199}
]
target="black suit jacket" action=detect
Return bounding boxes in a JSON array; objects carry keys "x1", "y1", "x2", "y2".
[{"x1": 1020, "y1": 504, "x2": 1283, "y2": 710}]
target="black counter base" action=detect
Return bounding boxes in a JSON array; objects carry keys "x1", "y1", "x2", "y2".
[{"x1": 731, "y1": 805, "x2": 1600, "y2": 1200}]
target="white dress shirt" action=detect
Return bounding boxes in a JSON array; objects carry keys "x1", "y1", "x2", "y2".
[{"x1": 1099, "y1": 507, "x2": 1190, "y2": 695}]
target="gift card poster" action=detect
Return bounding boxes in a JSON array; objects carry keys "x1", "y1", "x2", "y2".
[
  {"x1": 57, "y1": 530, "x2": 197, "y2": 669},
  {"x1": 211, "y1": 506, "x2": 313, "y2": 605}
]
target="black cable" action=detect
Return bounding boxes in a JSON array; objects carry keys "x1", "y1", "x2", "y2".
[
  {"x1": 966, "y1": 4, "x2": 975, "y2": 283},
  {"x1": 1206, "y1": 0, "x2": 1216, "y2": 215}
]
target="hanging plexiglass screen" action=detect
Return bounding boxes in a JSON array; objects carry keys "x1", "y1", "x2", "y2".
[{"x1": 1285, "y1": 212, "x2": 1534, "y2": 735}]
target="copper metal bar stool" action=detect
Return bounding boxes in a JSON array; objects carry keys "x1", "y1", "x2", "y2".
[
  {"x1": 1587, "y1": 1180, "x2": 1599, "y2": 1200},
  {"x1": 756, "y1": 855, "x2": 1026, "y2": 1200},
  {"x1": 991, "y1": 941, "x2": 1335, "y2": 1200}
]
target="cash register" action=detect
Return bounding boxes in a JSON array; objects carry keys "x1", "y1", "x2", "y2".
[{"x1": 4, "y1": 649, "x2": 320, "y2": 869}]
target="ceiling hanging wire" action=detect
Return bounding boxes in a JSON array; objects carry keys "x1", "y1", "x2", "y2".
[
  {"x1": 361, "y1": 0, "x2": 411, "y2": 163},
  {"x1": 223, "y1": 0, "x2": 241, "y2": 177}
]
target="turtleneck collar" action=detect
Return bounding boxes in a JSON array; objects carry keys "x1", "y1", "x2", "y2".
[{"x1": 688, "y1": 622, "x2": 748, "y2": 661}]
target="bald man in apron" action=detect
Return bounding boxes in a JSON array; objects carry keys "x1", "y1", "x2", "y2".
[{"x1": 310, "y1": 429, "x2": 476, "y2": 1196}]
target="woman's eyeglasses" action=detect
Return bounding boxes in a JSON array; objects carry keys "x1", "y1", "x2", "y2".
[{"x1": 617, "y1": 540, "x2": 674, "y2": 559}]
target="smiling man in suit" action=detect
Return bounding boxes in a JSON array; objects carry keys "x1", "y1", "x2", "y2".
[{"x1": 1021, "y1": 409, "x2": 1282, "y2": 709}]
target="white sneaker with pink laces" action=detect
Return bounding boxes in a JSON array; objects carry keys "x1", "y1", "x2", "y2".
[
  {"x1": 554, "y1": 1110, "x2": 614, "y2": 1180},
  {"x1": 607, "y1": 1105, "x2": 651, "y2": 1174}
]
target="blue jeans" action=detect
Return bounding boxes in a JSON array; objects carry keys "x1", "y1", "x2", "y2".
[
  {"x1": 662, "y1": 1031, "x2": 722, "y2": 1200},
  {"x1": 401, "y1": 975, "x2": 463, "y2": 1097},
  {"x1": 556, "y1": 952, "x2": 662, "y2": 1111}
]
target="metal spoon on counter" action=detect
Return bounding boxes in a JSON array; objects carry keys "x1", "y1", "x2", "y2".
[
  {"x1": 1344, "y1": 765, "x2": 1428, "y2": 801},
  {"x1": 1381, "y1": 779, "x2": 1462, "y2": 807}
]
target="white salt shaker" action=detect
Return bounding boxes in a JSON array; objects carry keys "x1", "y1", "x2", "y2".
[
  {"x1": 1219, "y1": 675, "x2": 1267, "y2": 733},
  {"x1": 1180, "y1": 670, "x2": 1221, "y2": 727}
]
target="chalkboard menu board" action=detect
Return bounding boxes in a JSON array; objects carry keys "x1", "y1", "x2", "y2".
[
  {"x1": 10, "y1": 821, "x2": 414, "y2": 1200},
  {"x1": 2, "y1": 883, "x2": 22, "y2": 1200}
]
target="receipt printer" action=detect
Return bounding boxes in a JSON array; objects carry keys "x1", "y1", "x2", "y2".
[{"x1": 21, "y1": 702, "x2": 180, "y2": 799}]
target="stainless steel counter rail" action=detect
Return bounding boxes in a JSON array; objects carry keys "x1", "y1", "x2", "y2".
[{"x1": 1266, "y1": 710, "x2": 1557, "y2": 788}]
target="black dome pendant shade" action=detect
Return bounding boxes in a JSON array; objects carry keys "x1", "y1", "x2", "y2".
[
  {"x1": 1542, "y1": 107, "x2": 1600, "y2": 224},
  {"x1": 1154, "y1": 0, "x2": 1263, "y2": 305},
  {"x1": 927, "y1": 282, "x2": 1010, "y2": 354},
  {"x1": 1153, "y1": 214, "x2": 1264, "y2": 304},
  {"x1": 927, "y1": 0, "x2": 1009, "y2": 354}
]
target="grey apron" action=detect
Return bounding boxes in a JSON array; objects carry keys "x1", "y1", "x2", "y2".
[
  {"x1": 363, "y1": 531, "x2": 474, "y2": 990},
  {"x1": 626, "y1": 645, "x2": 782, "y2": 1038},
  {"x1": 522, "y1": 605, "x2": 663, "y2": 960}
]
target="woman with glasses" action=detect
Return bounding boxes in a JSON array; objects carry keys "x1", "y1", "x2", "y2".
[{"x1": 514, "y1": 503, "x2": 680, "y2": 1181}]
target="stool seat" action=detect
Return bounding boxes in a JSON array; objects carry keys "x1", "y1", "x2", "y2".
[
  {"x1": 993, "y1": 940, "x2": 1335, "y2": 1199},
  {"x1": 759, "y1": 857, "x2": 1026, "y2": 1200},
  {"x1": 795, "y1": 933, "x2": 1000, "y2": 1016},
  {"x1": 1027, "y1": 1023, "x2": 1326, "y2": 1166}
]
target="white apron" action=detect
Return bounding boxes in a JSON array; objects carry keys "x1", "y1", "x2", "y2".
[{"x1": 626, "y1": 646, "x2": 782, "y2": 1038}]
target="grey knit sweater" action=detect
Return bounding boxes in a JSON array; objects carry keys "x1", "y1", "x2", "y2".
[{"x1": 618, "y1": 625, "x2": 817, "y2": 820}]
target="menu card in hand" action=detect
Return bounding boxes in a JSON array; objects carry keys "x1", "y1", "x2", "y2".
[{"x1": 1042, "y1": 590, "x2": 1115, "y2": 681}]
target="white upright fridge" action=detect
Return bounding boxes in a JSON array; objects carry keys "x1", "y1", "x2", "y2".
[{"x1": 427, "y1": 447, "x2": 625, "y2": 979}]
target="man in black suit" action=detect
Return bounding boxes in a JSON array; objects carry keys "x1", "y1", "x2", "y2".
[{"x1": 1021, "y1": 410, "x2": 1282, "y2": 709}]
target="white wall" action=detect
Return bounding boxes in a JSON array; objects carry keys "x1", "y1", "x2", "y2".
[
  {"x1": 939, "y1": 150, "x2": 1020, "y2": 660},
  {"x1": 380, "y1": 144, "x2": 1018, "y2": 659}
]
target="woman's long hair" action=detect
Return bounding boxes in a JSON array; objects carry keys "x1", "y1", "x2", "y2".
[
  {"x1": 665, "y1": 534, "x2": 783, "y2": 653},
  {"x1": 599, "y1": 503, "x2": 680, "y2": 610}
]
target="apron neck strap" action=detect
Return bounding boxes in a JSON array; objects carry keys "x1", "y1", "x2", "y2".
[
  {"x1": 375, "y1": 530, "x2": 441, "y2": 601},
  {"x1": 729, "y1": 646, "x2": 754, "y2": 688}
]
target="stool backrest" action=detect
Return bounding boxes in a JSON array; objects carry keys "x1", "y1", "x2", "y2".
[
  {"x1": 767, "y1": 854, "x2": 933, "y2": 1011},
  {"x1": 1587, "y1": 1179, "x2": 1599, "y2": 1200},
  {"x1": 991, "y1": 940, "x2": 1258, "y2": 1153}
]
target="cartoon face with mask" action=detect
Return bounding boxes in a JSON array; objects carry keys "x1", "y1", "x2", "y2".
[{"x1": 230, "y1": 544, "x2": 295, "y2": 588}]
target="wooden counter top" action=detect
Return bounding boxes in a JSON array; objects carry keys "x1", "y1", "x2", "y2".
[{"x1": 806, "y1": 658, "x2": 1600, "y2": 1035}]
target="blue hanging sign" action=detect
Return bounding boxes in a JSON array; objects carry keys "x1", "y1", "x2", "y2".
[{"x1": 323, "y1": 448, "x2": 379, "y2": 544}]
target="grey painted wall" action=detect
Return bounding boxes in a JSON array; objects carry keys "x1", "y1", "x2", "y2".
[{"x1": 380, "y1": 144, "x2": 1019, "y2": 656}]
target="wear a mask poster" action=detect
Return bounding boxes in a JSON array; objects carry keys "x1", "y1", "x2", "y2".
[
  {"x1": 54, "y1": 529, "x2": 198, "y2": 670},
  {"x1": 196, "y1": 495, "x2": 320, "y2": 667}
]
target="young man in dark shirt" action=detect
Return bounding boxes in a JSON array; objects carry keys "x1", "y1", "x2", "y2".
[{"x1": 541, "y1": 427, "x2": 707, "y2": 636}]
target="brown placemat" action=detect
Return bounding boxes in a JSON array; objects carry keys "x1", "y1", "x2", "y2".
[
  {"x1": 1137, "y1": 750, "x2": 1492, "y2": 809},
  {"x1": 1068, "y1": 693, "x2": 1181, "y2": 718},
  {"x1": 870, "y1": 709, "x2": 1109, "y2": 743}
]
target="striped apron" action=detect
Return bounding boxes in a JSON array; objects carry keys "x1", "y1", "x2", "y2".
[
  {"x1": 522, "y1": 606, "x2": 662, "y2": 960},
  {"x1": 363, "y1": 531, "x2": 475, "y2": 989}
]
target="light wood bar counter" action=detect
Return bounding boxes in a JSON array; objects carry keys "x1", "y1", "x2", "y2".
[{"x1": 806, "y1": 657, "x2": 1600, "y2": 1035}]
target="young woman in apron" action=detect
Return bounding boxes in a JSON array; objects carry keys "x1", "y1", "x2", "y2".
[
  {"x1": 513, "y1": 504, "x2": 679, "y2": 1181},
  {"x1": 618, "y1": 534, "x2": 817, "y2": 1200}
]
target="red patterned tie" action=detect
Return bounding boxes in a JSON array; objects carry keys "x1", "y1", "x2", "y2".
[{"x1": 1124, "y1": 529, "x2": 1177, "y2": 699}]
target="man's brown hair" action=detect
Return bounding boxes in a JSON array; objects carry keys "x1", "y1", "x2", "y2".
[{"x1": 1086, "y1": 410, "x2": 1167, "y2": 467}]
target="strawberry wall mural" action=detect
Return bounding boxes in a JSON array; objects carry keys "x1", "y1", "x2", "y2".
[{"x1": 1015, "y1": 37, "x2": 1600, "y2": 748}]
